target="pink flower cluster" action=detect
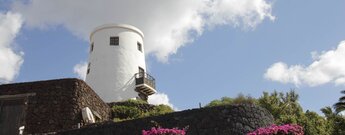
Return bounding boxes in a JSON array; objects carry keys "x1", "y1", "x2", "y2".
[
  {"x1": 142, "y1": 127, "x2": 186, "y2": 135},
  {"x1": 247, "y1": 124, "x2": 304, "y2": 135}
]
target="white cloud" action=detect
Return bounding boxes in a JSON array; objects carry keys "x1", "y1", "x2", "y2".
[
  {"x1": 148, "y1": 92, "x2": 176, "y2": 110},
  {"x1": 73, "y1": 62, "x2": 87, "y2": 80},
  {"x1": 265, "y1": 41, "x2": 345, "y2": 87},
  {"x1": 204, "y1": 0, "x2": 275, "y2": 28},
  {"x1": 11, "y1": 0, "x2": 274, "y2": 62},
  {"x1": 0, "y1": 12, "x2": 23, "y2": 84},
  {"x1": 335, "y1": 77, "x2": 345, "y2": 86}
]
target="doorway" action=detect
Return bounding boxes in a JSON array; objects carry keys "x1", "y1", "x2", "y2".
[{"x1": 0, "y1": 97, "x2": 27, "y2": 135}]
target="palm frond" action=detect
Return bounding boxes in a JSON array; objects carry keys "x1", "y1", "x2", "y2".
[
  {"x1": 335, "y1": 107, "x2": 345, "y2": 114},
  {"x1": 334, "y1": 102, "x2": 345, "y2": 114},
  {"x1": 339, "y1": 96, "x2": 345, "y2": 101},
  {"x1": 341, "y1": 90, "x2": 345, "y2": 94},
  {"x1": 334, "y1": 102, "x2": 345, "y2": 107},
  {"x1": 321, "y1": 106, "x2": 333, "y2": 115}
]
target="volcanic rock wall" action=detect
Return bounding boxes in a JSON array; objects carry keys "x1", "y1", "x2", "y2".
[
  {"x1": 59, "y1": 104, "x2": 274, "y2": 135},
  {"x1": 0, "y1": 79, "x2": 111, "y2": 134},
  {"x1": 0, "y1": 78, "x2": 274, "y2": 135}
]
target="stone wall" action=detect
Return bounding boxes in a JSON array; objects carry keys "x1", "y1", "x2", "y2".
[
  {"x1": 59, "y1": 104, "x2": 274, "y2": 135},
  {"x1": 0, "y1": 79, "x2": 275, "y2": 134},
  {"x1": 0, "y1": 78, "x2": 111, "y2": 134}
]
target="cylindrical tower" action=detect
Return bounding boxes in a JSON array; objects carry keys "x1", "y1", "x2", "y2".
[{"x1": 86, "y1": 24, "x2": 156, "y2": 102}]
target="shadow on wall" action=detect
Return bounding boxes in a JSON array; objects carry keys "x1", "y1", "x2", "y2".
[{"x1": 118, "y1": 75, "x2": 136, "y2": 100}]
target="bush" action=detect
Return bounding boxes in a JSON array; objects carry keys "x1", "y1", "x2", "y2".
[
  {"x1": 122, "y1": 99, "x2": 148, "y2": 105},
  {"x1": 112, "y1": 105, "x2": 143, "y2": 120},
  {"x1": 111, "y1": 99, "x2": 174, "y2": 122},
  {"x1": 247, "y1": 124, "x2": 304, "y2": 135},
  {"x1": 148, "y1": 105, "x2": 174, "y2": 116},
  {"x1": 206, "y1": 94, "x2": 257, "y2": 107}
]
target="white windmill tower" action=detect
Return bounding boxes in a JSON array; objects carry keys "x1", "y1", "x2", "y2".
[{"x1": 85, "y1": 24, "x2": 156, "y2": 102}]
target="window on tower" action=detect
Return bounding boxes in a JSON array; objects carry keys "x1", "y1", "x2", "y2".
[
  {"x1": 110, "y1": 36, "x2": 119, "y2": 45},
  {"x1": 90, "y1": 42, "x2": 94, "y2": 52},
  {"x1": 137, "y1": 42, "x2": 142, "y2": 52},
  {"x1": 87, "y1": 63, "x2": 91, "y2": 74}
]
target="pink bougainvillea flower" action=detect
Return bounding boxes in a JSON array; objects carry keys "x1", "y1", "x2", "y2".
[
  {"x1": 142, "y1": 127, "x2": 186, "y2": 135},
  {"x1": 247, "y1": 124, "x2": 304, "y2": 135}
]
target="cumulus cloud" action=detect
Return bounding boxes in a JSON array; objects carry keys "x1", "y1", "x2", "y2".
[
  {"x1": 73, "y1": 62, "x2": 87, "y2": 80},
  {"x1": 148, "y1": 92, "x2": 176, "y2": 110},
  {"x1": 11, "y1": 0, "x2": 274, "y2": 62},
  {"x1": 204, "y1": 0, "x2": 275, "y2": 28},
  {"x1": 0, "y1": 12, "x2": 23, "y2": 84},
  {"x1": 265, "y1": 41, "x2": 345, "y2": 87}
]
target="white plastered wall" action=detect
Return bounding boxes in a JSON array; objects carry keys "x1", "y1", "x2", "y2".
[{"x1": 86, "y1": 24, "x2": 146, "y2": 102}]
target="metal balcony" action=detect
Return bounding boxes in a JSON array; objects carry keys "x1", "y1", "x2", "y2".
[{"x1": 134, "y1": 72, "x2": 156, "y2": 96}]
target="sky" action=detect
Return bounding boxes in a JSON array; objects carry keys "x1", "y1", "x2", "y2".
[{"x1": 0, "y1": 0, "x2": 345, "y2": 113}]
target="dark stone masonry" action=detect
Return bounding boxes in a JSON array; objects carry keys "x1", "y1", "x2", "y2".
[
  {"x1": 0, "y1": 78, "x2": 111, "y2": 134},
  {"x1": 59, "y1": 104, "x2": 274, "y2": 135},
  {"x1": 0, "y1": 78, "x2": 274, "y2": 135}
]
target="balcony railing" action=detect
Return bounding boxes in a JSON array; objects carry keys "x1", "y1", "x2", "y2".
[{"x1": 135, "y1": 72, "x2": 156, "y2": 90}]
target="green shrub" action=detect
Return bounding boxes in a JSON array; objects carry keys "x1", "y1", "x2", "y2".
[
  {"x1": 123, "y1": 99, "x2": 148, "y2": 105},
  {"x1": 205, "y1": 94, "x2": 257, "y2": 107},
  {"x1": 206, "y1": 91, "x2": 339, "y2": 135},
  {"x1": 206, "y1": 97, "x2": 234, "y2": 107},
  {"x1": 112, "y1": 105, "x2": 143, "y2": 120},
  {"x1": 148, "y1": 104, "x2": 174, "y2": 116},
  {"x1": 111, "y1": 99, "x2": 174, "y2": 122}
]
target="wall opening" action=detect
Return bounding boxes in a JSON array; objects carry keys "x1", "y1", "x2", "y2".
[{"x1": 0, "y1": 93, "x2": 34, "y2": 135}]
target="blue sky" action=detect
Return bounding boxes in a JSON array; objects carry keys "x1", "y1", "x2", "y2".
[{"x1": 1, "y1": 0, "x2": 345, "y2": 113}]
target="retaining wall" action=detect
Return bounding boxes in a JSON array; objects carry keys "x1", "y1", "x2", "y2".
[{"x1": 59, "y1": 104, "x2": 274, "y2": 135}]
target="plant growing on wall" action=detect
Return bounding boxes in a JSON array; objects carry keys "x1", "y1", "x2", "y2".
[
  {"x1": 111, "y1": 99, "x2": 174, "y2": 122},
  {"x1": 206, "y1": 93, "x2": 257, "y2": 107}
]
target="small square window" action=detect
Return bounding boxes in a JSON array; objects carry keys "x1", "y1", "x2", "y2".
[
  {"x1": 137, "y1": 42, "x2": 142, "y2": 52},
  {"x1": 110, "y1": 37, "x2": 119, "y2": 46}
]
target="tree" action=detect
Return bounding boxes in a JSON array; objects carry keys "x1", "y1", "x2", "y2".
[
  {"x1": 206, "y1": 90, "x2": 342, "y2": 134},
  {"x1": 257, "y1": 90, "x2": 303, "y2": 123},
  {"x1": 301, "y1": 110, "x2": 330, "y2": 135},
  {"x1": 321, "y1": 106, "x2": 345, "y2": 135},
  {"x1": 334, "y1": 90, "x2": 345, "y2": 114},
  {"x1": 256, "y1": 90, "x2": 331, "y2": 135}
]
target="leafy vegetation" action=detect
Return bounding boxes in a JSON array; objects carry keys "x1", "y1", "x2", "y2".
[
  {"x1": 334, "y1": 90, "x2": 345, "y2": 114},
  {"x1": 321, "y1": 106, "x2": 345, "y2": 135},
  {"x1": 111, "y1": 99, "x2": 174, "y2": 122},
  {"x1": 206, "y1": 93, "x2": 257, "y2": 107},
  {"x1": 206, "y1": 90, "x2": 345, "y2": 135},
  {"x1": 112, "y1": 105, "x2": 143, "y2": 120},
  {"x1": 149, "y1": 104, "x2": 175, "y2": 116}
]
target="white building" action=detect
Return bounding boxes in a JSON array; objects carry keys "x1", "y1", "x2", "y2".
[{"x1": 85, "y1": 24, "x2": 156, "y2": 102}]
